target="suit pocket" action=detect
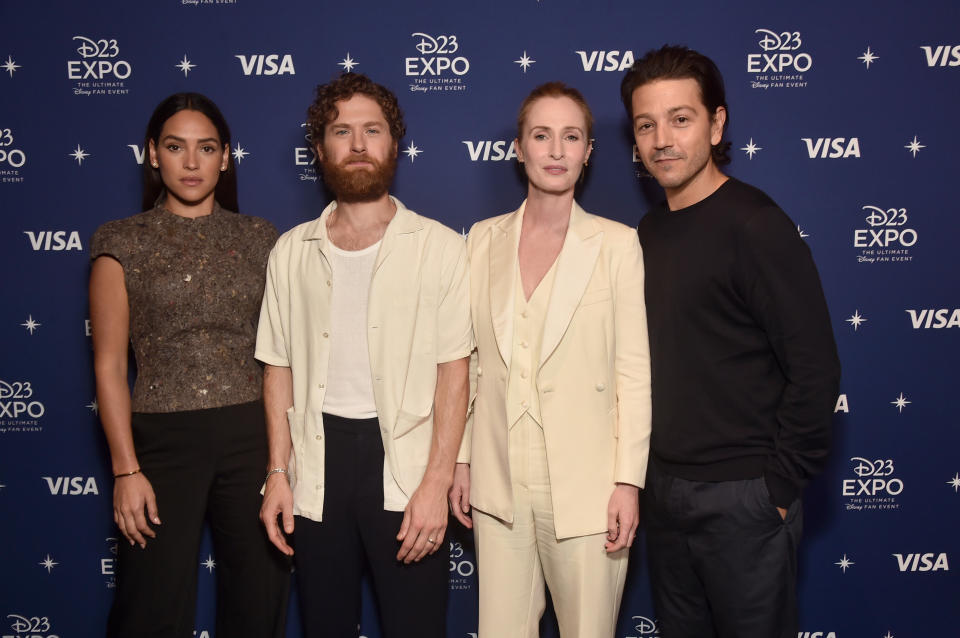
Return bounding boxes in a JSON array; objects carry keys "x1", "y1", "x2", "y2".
[
  {"x1": 393, "y1": 410, "x2": 432, "y2": 496},
  {"x1": 579, "y1": 287, "x2": 612, "y2": 307}
]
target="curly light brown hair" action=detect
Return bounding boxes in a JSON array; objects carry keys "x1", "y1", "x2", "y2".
[{"x1": 306, "y1": 73, "x2": 406, "y2": 145}]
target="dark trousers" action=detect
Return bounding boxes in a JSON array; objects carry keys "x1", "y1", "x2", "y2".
[
  {"x1": 107, "y1": 400, "x2": 290, "y2": 638},
  {"x1": 644, "y1": 463, "x2": 802, "y2": 638},
  {"x1": 292, "y1": 413, "x2": 447, "y2": 638}
]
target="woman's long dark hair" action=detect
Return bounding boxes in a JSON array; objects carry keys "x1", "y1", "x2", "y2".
[{"x1": 141, "y1": 92, "x2": 239, "y2": 212}]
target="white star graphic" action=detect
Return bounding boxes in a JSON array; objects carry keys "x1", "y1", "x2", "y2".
[
  {"x1": 740, "y1": 138, "x2": 762, "y2": 159},
  {"x1": 948, "y1": 473, "x2": 960, "y2": 493},
  {"x1": 514, "y1": 51, "x2": 536, "y2": 73},
  {"x1": 891, "y1": 392, "x2": 910, "y2": 413},
  {"x1": 883, "y1": 633, "x2": 894, "y2": 638},
  {"x1": 338, "y1": 53, "x2": 358, "y2": 72},
  {"x1": 858, "y1": 47, "x2": 878, "y2": 69},
  {"x1": 904, "y1": 136, "x2": 925, "y2": 158},
  {"x1": 0, "y1": 482, "x2": 6, "y2": 490},
  {"x1": 70, "y1": 144, "x2": 90, "y2": 165},
  {"x1": 403, "y1": 142, "x2": 422, "y2": 162},
  {"x1": 835, "y1": 554, "x2": 854, "y2": 573},
  {"x1": 39, "y1": 554, "x2": 59, "y2": 573},
  {"x1": 87, "y1": 399, "x2": 99, "y2": 414},
  {"x1": 845, "y1": 310, "x2": 866, "y2": 331},
  {"x1": 232, "y1": 144, "x2": 249, "y2": 163},
  {"x1": 175, "y1": 55, "x2": 196, "y2": 77},
  {"x1": 202, "y1": 554, "x2": 216, "y2": 573},
  {"x1": 2, "y1": 55, "x2": 21, "y2": 78},
  {"x1": 21, "y1": 315, "x2": 41, "y2": 334},
  {"x1": 797, "y1": 225, "x2": 810, "y2": 239}
]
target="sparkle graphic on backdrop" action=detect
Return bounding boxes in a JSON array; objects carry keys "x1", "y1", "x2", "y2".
[
  {"x1": 883, "y1": 633, "x2": 894, "y2": 638},
  {"x1": 858, "y1": 47, "x2": 878, "y2": 69},
  {"x1": 797, "y1": 225, "x2": 810, "y2": 239},
  {"x1": 846, "y1": 310, "x2": 866, "y2": 331},
  {"x1": 87, "y1": 399, "x2": 99, "y2": 414},
  {"x1": 3, "y1": 55, "x2": 21, "y2": 77},
  {"x1": 39, "y1": 554, "x2": 59, "y2": 573},
  {"x1": 740, "y1": 138, "x2": 762, "y2": 159},
  {"x1": 232, "y1": 144, "x2": 249, "y2": 163},
  {"x1": 21, "y1": 315, "x2": 41, "y2": 335},
  {"x1": 202, "y1": 555, "x2": 216, "y2": 573},
  {"x1": 514, "y1": 51, "x2": 536, "y2": 73},
  {"x1": 891, "y1": 392, "x2": 910, "y2": 413},
  {"x1": 947, "y1": 473, "x2": 960, "y2": 493},
  {"x1": 403, "y1": 142, "x2": 422, "y2": 162},
  {"x1": 175, "y1": 55, "x2": 196, "y2": 77},
  {"x1": 835, "y1": 554, "x2": 854, "y2": 573},
  {"x1": 904, "y1": 136, "x2": 925, "y2": 158},
  {"x1": 338, "y1": 53, "x2": 358, "y2": 72},
  {"x1": 70, "y1": 144, "x2": 90, "y2": 165}
]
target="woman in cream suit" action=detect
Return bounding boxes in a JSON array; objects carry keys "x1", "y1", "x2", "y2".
[{"x1": 449, "y1": 82, "x2": 651, "y2": 637}]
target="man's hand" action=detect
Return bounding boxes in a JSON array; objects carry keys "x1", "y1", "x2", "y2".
[
  {"x1": 604, "y1": 483, "x2": 639, "y2": 553},
  {"x1": 397, "y1": 475, "x2": 449, "y2": 563},
  {"x1": 448, "y1": 463, "x2": 472, "y2": 529},
  {"x1": 114, "y1": 472, "x2": 161, "y2": 549},
  {"x1": 260, "y1": 472, "x2": 295, "y2": 556}
]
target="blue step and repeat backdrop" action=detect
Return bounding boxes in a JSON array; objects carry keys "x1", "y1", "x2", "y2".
[{"x1": 1, "y1": 1, "x2": 958, "y2": 637}]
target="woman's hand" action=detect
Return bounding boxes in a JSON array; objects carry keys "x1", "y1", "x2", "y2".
[{"x1": 113, "y1": 472, "x2": 161, "y2": 548}]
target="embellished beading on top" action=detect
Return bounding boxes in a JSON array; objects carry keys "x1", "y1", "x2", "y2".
[{"x1": 91, "y1": 204, "x2": 278, "y2": 413}]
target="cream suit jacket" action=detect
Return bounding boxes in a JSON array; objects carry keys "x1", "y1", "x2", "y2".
[
  {"x1": 256, "y1": 197, "x2": 473, "y2": 522},
  {"x1": 463, "y1": 200, "x2": 652, "y2": 539}
]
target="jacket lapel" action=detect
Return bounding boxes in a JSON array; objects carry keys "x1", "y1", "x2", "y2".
[
  {"x1": 489, "y1": 206, "x2": 523, "y2": 368},
  {"x1": 539, "y1": 201, "x2": 602, "y2": 368}
]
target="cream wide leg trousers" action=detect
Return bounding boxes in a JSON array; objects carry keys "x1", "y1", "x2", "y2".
[{"x1": 473, "y1": 415, "x2": 629, "y2": 638}]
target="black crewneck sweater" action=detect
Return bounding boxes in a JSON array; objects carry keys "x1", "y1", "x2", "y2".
[{"x1": 637, "y1": 177, "x2": 840, "y2": 507}]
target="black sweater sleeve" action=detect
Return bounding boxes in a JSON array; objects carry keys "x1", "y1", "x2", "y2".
[{"x1": 737, "y1": 207, "x2": 841, "y2": 507}]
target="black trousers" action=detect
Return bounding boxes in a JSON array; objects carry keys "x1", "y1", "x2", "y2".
[
  {"x1": 292, "y1": 413, "x2": 447, "y2": 638},
  {"x1": 107, "y1": 400, "x2": 290, "y2": 638},
  {"x1": 644, "y1": 463, "x2": 802, "y2": 638}
]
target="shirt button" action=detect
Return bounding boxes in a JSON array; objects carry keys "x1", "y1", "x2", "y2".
[
  {"x1": 315, "y1": 434, "x2": 321, "y2": 440},
  {"x1": 520, "y1": 340, "x2": 528, "y2": 349},
  {"x1": 316, "y1": 484, "x2": 322, "y2": 490},
  {"x1": 318, "y1": 383, "x2": 325, "y2": 389},
  {"x1": 596, "y1": 383, "x2": 606, "y2": 391},
  {"x1": 326, "y1": 280, "x2": 332, "y2": 286},
  {"x1": 323, "y1": 331, "x2": 329, "y2": 338},
  {"x1": 521, "y1": 400, "x2": 529, "y2": 409},
  {"x1": 521, "y1": 311, "x2": 528, "y2": 319},
  {"x1": 520, "y1": 370, "x2": 528, "y2": 379}
]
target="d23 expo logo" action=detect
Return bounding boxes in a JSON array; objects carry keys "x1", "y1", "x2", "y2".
[
  {"x1": 0, "y1": 128, "x2": 26, "y2": 184},
  {"x1": 747, "y1": 29, "x2": 811, "y2": 89},
  {"x1": 67, "y1": 36, "x2": 132, "y2": 95},
  {"x1": 405, "y1": 33, "x2": 469, "y2": 94},
  {"x1": 293, "y1": 123, "x2": 318, "y2": 183},
  {"x1": 0, "y1": 380, "x2": 44, "y2": 433},
  {"x1": 854, "y1": 205, "x2": 917, "y2": 264},
  {"x1": 4, "y1": 614, "x2": 58, "y2": 638},
  {"x1": 625, "y1": 615, "x2": 659, "y2": 638},
  {"x1": 448, "y1": 540, "x2": 475, "y2": 591},
  {"x1": 842, "y1": 457, "x2": 902, "y2": 511}
]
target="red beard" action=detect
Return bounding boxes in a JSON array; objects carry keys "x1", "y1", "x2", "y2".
[{"x1": 320, "y1": 153, "x2": 397, "y2": 203}]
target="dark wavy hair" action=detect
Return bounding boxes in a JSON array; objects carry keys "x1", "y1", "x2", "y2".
[
  {"x1": 306, "y1": 73, "x2": 405, "y2": 146},
  {"x1": 141, "y1": 93, "x2": 238, "y2": 212},
  {"x1": 516, "y1": 81, "x2": 594, "y2": 141},
  {"x1": 620, "y1": 45, "x2": 731, "y2": 166}
]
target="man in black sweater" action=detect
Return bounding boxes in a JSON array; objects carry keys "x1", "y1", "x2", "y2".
[{"x1": 621, "y1": 45, "x2": 840, "y2": 638}]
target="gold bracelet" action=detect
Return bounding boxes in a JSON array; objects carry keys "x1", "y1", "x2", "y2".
[{"x1": 114, "y1": 468, "x2": 141, "y2": 478}]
